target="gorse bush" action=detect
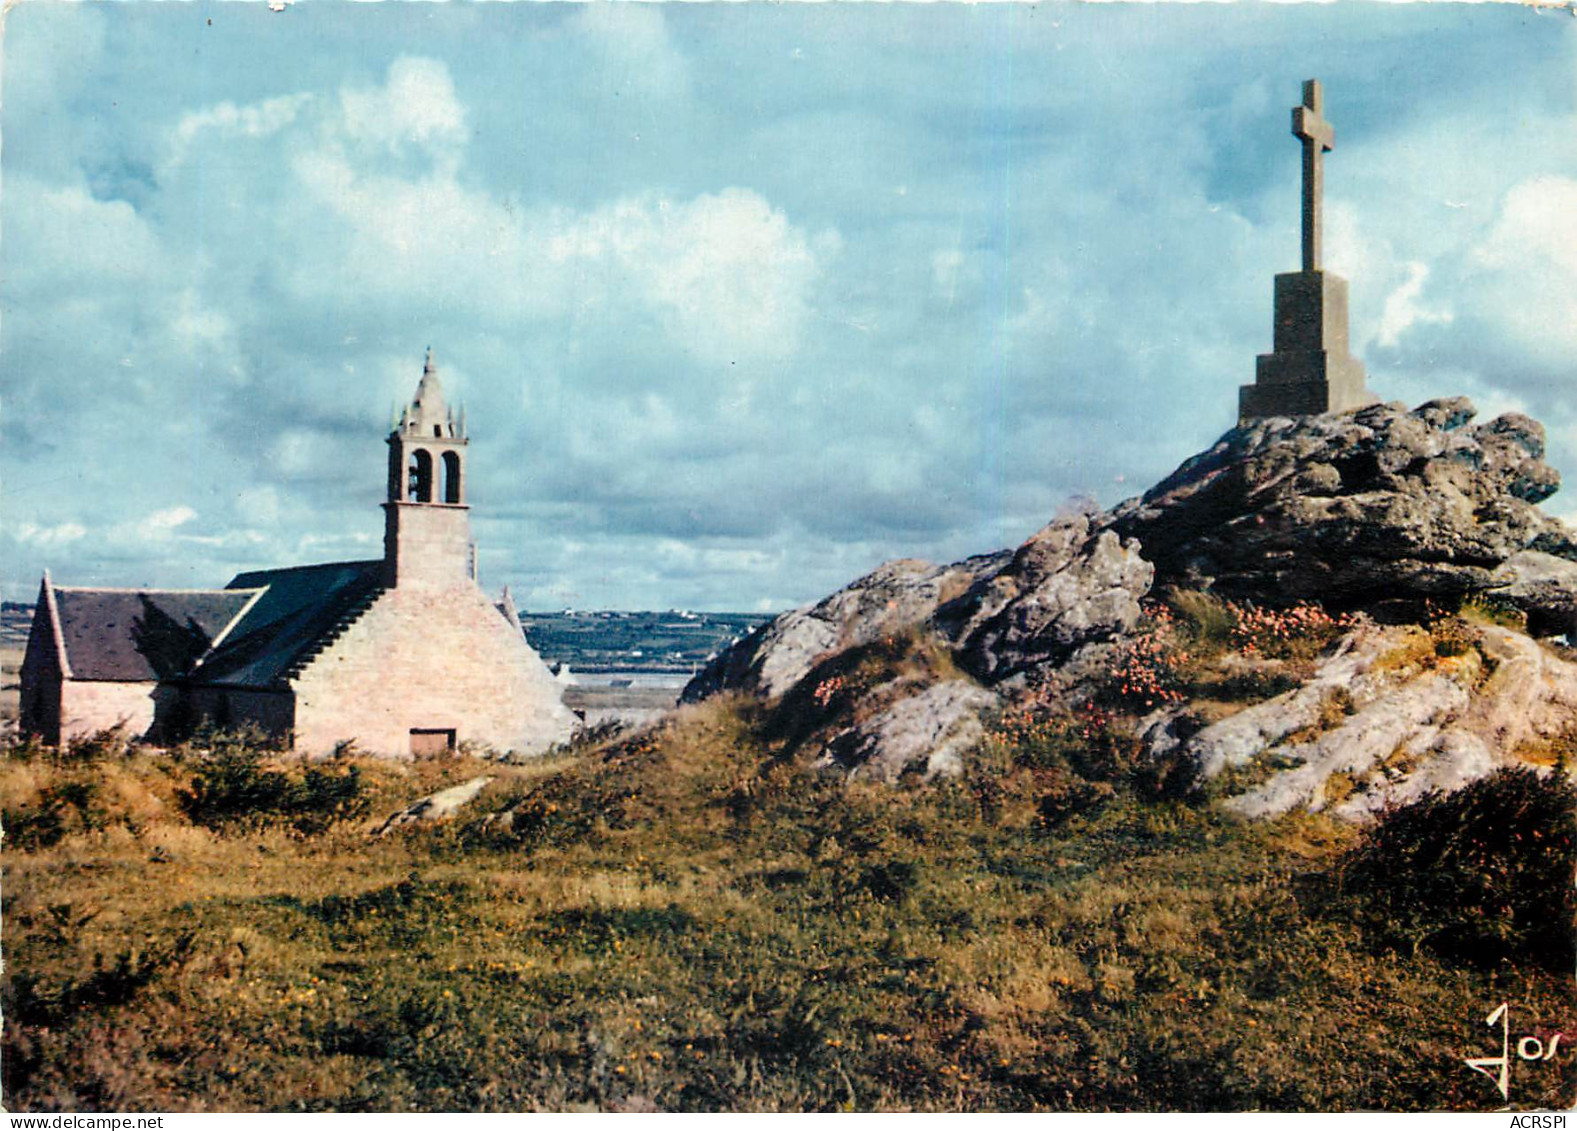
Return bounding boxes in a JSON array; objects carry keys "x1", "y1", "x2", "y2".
[
  {"x1": 177, "y1": 731, "x2": 369, "y2": 833},
  {"x1": 1339, "y1": 766, "x2": 1577, "y2": 971},
  {"x1": 3, "y1": 777, "x2": 101, "y2": 851},
  {"x1": 1, "y1": 726, "x2": 133, "y2": 767}
]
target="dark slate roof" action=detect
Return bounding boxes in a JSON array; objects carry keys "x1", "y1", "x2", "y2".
[
  {"x1": 190, "y1": 560, "x2": 385, "y2": 689},
  {"x1": 51, "y1": 587, "x2": 261, "y2": 682}
]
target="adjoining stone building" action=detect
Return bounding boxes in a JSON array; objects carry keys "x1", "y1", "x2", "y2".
[{"x1": 20, "y1": 353, "x2": 576, "y2": 757}]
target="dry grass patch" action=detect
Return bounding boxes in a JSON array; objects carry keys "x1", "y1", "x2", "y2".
[{"x1": 3, "y1": 708, "x2": 1574, "y2": 1112}]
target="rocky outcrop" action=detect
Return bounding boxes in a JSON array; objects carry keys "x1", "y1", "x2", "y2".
[
  {"x1": 1102, "y1": 398, "x2": 1576, "y2": 622},
  {"x1": 818, "y1": 680, "x2": 998, "y2": 784},
  {"x1": 683, "y1": 394, "x2": 1577, "y2": 817},
  {"x1": 684, "y1": 512, "x2": 1155, "y2": 705},
  {"x1": 680, "y1": 513, "x2": 1153, "y2": 785},
  {"x1": 1145, "y1": 626, "x2": 1393, "y2": 780},
  {"x1": 682, "y1": 553, "x2": 1009, "y2": 703},
  {"x1": 1488, "y1": 551, "x2": 1577, "y2": 637},
  {"x1": 1223, "y1": 670, "x2": 1471, "y2": 819},
  {"x1": 937, "y1": 514, "x2": 1154, "y2": 683},
  {"x1": 1154, "y1": 622, "x2": 1577, "y2": 821}
]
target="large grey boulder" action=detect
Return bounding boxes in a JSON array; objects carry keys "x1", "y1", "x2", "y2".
[
  {"x1": 1222, "y1": 672, "x2": 1470, "y2": 819},
  {"x1": 1172, "y1": 626, "x2": 1394, "y2": 780},
  {"x1": 1102, "y1": 398, "x2": 1576, "y2": 616},
  {"x1": 936, "y1": 513, "x2": 1154, "y2": 683},
  {"x1": 684, "y1": 512, "x2": 1154, "y2": 705},
  {"x1": 682, "y1": 552, "x2": 1009, "y2": 702},
  {"x1": 818, "y1": 680, "x2": 999, "y2": 784}
]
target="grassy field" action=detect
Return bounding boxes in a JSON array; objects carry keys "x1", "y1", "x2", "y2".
[{"x1": 2, "y1": 688, "x2": 1573, "y2": 1113}]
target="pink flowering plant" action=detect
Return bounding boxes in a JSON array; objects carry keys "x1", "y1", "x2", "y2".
[
  {"x1": 1228, "y1": 601, "x2": 1355, "y2": 662},
  {"x1": 1102, "y1": 603, "x2": 1191, "y2": 712}
]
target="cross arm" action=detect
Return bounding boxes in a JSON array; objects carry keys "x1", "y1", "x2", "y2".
[{"x1": 1293, "y1": 106, "x2": 1335, "y2": 151}]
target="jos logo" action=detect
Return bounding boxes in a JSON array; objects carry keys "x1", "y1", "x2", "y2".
[{"x1": 1464, "y1": 1003, "x2": 1564, "y2": 1104}]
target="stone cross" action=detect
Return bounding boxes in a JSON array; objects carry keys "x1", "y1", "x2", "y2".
[
  {"x1": 1293, "y1": 79, "x2": 1335, "y2": 272},
  {"x1": 1238, "y1": 78, "x2": 1375, "y2": 422}
]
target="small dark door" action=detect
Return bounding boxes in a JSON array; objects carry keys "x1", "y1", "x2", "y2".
[{"x1": 410, "y1": 728, "x2": 456, "y2": 757}]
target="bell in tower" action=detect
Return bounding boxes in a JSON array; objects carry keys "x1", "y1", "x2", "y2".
[{"x1": 383, "y1": 350, "x2": 476, "y2": 588}]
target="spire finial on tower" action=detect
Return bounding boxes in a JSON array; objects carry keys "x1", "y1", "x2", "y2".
[
  {"x1": 406, "y1": 347, "x2": 449, "y2": 433},
  {"x1": 382, "y1": 347, "x2": 472, "y2": 585}
]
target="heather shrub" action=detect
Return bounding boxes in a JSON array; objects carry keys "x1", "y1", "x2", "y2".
[
  {"x1": 1339, "y1": 766, "x2": 1576, "y2": 970},
  {"x1": 1230, "y1": 602, "x2": 1353, "y2": 662},
  {"x1": 1101, "y1": 606, "x2": 1189, "y2": 712}
]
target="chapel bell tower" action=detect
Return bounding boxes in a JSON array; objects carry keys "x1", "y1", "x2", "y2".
[{"x1": 383, "y1": 350, "x2": 475, "y2": 588}]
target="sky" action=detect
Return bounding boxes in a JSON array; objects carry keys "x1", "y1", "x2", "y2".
[{"x1": 3, "y1": 2, "x2": 1576, "y2": 613}]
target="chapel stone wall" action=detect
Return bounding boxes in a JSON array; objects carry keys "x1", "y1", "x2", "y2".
[
  {"x1": 289, "y1": 583, "x2": 575, "y2": 758},
  {"x1": 59, "y1": 681, "x2": 157, "y2": 744}
]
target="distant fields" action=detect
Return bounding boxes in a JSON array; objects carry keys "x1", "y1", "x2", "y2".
[{"x1": 516, "y1": 610, "x2": 770, "y2": 675}]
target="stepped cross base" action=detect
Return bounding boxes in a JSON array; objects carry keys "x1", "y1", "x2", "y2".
[{"x1": 1239, "y1": 269, "x2": 1376, "y2": 422}]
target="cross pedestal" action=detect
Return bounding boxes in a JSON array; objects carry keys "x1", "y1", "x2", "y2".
[
  {"x1": 1239, "y1": 80, "x2": 1376, "y2": 422},
  {"x1": 1240, "y1": 270, "x2": 1372, "y2": 418}
]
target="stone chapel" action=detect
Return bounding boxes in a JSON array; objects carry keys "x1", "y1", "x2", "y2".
[{"x1": 19, "y1": 353, "x2": 577, "y2": 757}]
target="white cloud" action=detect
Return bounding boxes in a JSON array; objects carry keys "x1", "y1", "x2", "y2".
[
  {"x1": 569, "y1": 4, "x2": 690, "y2": 102},
  {"x1": 145, "y1": 506, "x2": 197, "y2": 533},
  {"x1": 166, "y1": 93, "x2": 312, "y2": 171},
  {"x1": 339, "y1": 56, "x2": 467, "y2": 159},
  {"x1": 101, "y1": 507, "x2": 197, "y2": 549},
  {"x1": 1474, "y1": 175, "x2": 1577, "y2": 278},
  {"x1": 6, "y1": 179, "x2": 164, "y2": 293},
  {"x1": 235, "y1": 58, "x2": 834, "y2": 367},
  {"x1": 601, "y1": 189, "x2": 835, "y2": 365},
  {"x1": 1376, "y1": 261, "x2": 1452, "y2": 349},
  {"x1": 9, "y1": 522, "x2": 87, "y2": 550},
  {"x1": 292, "y1": 162, "x2": 832, "y2": 367},
  {"x1": 268, "y1": 430, "x2": 338, "y2": 478},
  {"x1": 234, "y1": 486, "x2": 283, "y2": 527},
  {"x1": 1324, "y1": 199, "x2": 1386, "y2": 288},
  {"x1": 1465, "y1": 175, "x2": 1577, "y2": 363},
  {"x1": 932, "y1": 248, "x2": 965, "y2": 299}
]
